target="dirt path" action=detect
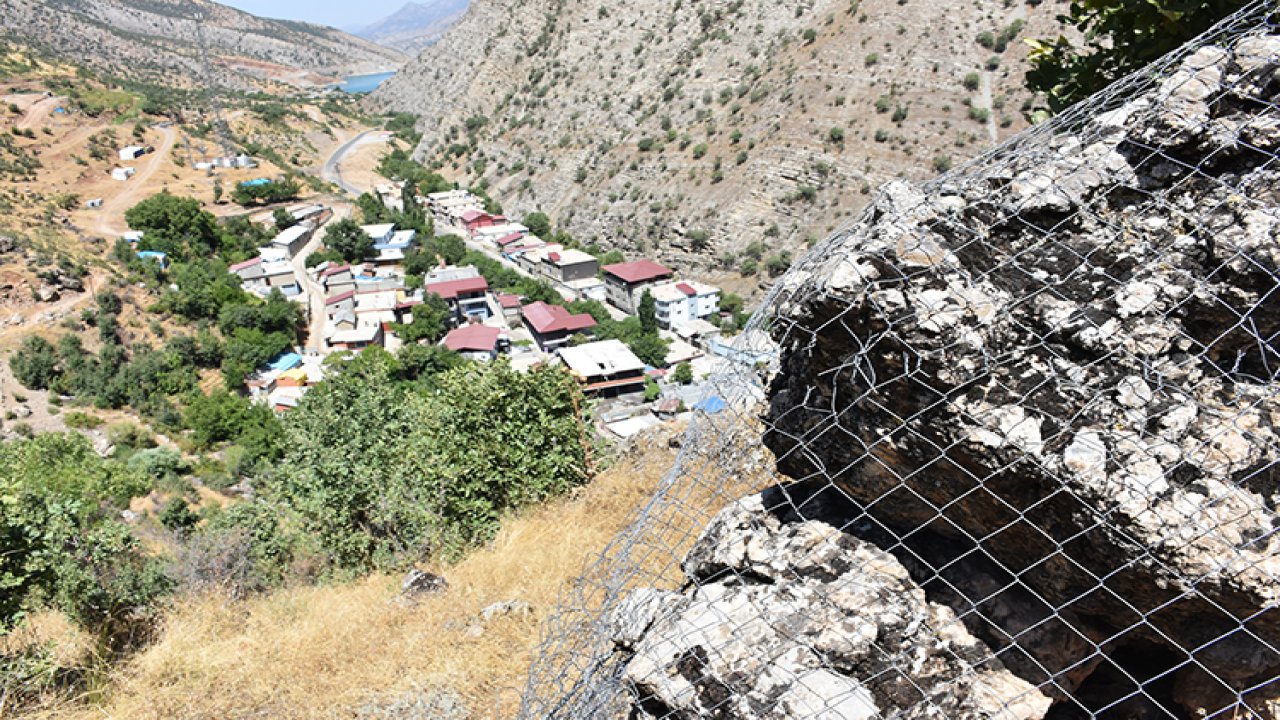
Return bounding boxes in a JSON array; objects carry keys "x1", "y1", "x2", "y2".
[
  {"x1": 15, "y1": 95, "x2": 64, "y2": 130},
  {"x1": 292, "y1": 203, "x2": 352, "y2": 351},
  {"x1": 93, "y1": 125, "x2": 178, "y2": 236}
]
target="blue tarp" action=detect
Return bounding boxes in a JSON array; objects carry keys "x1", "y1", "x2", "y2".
[
  {"x1": 136, "y1": 251, "x2": 168, "y2": 268},
  {"x1": 240, "y1": 178, "x2": 272, "y2": 187},
  {"x1": 694, "y1": 396, "x2": 727, "y2": 414},
  {"x1": 267, "y1": 352, "x2": 303, "y2": 372}
]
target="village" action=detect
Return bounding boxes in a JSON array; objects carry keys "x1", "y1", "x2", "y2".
[{"x1": 120, "y1": 176, "x2": 772, "y2": 438}]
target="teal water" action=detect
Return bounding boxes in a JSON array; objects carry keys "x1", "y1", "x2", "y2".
[{"x1": 341, "y1": 71, "x2": 396, "y2": 94}]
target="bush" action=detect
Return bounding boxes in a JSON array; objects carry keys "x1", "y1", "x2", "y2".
[
  {"x1": 0, "y1": 434, "x2": 169, "y2": 646},
  {"x1": 63, "y1": 411, "x2": 104, "y2": 429},
  {"x1": 269, "y1": 357, "x2": 590, "y2": 570},
  {"x1": 828, "y1": 126, "x2": 845, "y2": 143},
  {"x1": 962, "y1": 72, "x2": 981, "y2": 91},
  {"x1": 673, "y1": 361, "x2": 694, "y2": 385}
]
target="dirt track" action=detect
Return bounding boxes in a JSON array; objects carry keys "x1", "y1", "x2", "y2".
[{"x1": 92, "y1": 125, "x2": 177, "y2": 236}]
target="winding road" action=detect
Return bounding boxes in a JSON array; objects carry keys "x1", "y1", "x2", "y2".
[{"x1": 321, "y1": 129, "x2": 379, "y2": 196}]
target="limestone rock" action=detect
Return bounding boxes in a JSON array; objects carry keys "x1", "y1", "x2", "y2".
[
  {"x1": 765, "y1": 29, "x2": 1280, "y2": 719},
  {"x1": 612, "y1": 492, "x2": 1052, "y2": 719}
]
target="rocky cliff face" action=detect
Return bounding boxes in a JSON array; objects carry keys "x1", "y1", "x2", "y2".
[
  {"x1": 607, "y1": 20, "x2": 1280, "y2": 720},
  {"x1": 0, "y1": 0, "x2": 405, "y2": 90},
  {"x1": 367, "y1": 0, "x2": 1062, "y2": 269}
]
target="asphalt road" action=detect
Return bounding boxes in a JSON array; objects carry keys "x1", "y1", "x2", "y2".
[{"x1": 321, "y1": 129, "x2": 378, "y2": 196}]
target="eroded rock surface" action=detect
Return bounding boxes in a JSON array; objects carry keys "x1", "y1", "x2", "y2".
[
  {"x1": 763, "y1": 29, "x2": 1280, "y2": 719},
  {"x1": 612, "y1": 491, "x2": 1051, "y2": 719}
]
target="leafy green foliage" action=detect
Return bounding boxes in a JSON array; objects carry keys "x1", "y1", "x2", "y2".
[
  {"x1": 323, "y1": 218, "x2": 374, "y2": 263},
  {"x1": 229, "y1": 178, "x2": 301, "y2": 207},
  {"x1": 0, "y1": 434, "x2": 169, "y2": 644},
  {"x1": 674, "y1": 361, "x2": 694, "y2": 385},
  {"x1": 392, "y1": 294, "x2": 451, "y2": 344},
  {"x1": 125, "y1": 192, "x2": 222, "y2": 262},
  {"x1": 269, "y1": 353, "x2": 590, "y2": 570},
  {"x1": 1027, "y1": 0, "x2": 1245, "y2": 111}
]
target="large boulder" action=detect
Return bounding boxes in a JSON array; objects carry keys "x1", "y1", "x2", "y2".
[
  {"x1": 764, "y1": 30, "x2": 1280, "y2": 718},
  {"x1": 611, "y1": 489, "x2": 1052, "y2": 719}
]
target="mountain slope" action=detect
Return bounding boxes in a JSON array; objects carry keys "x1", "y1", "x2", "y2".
[
  {"x1": 367, "y1": 0, "x2": 1063, "y2": 270},
  {"x1": 358, "y1": 0, "x2": 469, "y2": 54},
  {"x1": 0, "y1": 0, "x2": 405, "y2": 90}
]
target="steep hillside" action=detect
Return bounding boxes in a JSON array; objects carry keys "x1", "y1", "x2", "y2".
[
  {"x1": 0, "y1": 0, "x2": 406, "y2": 91},
  {"x1": 367, "y1": 0, "x2": 1065, "y2": 270},
  {"x1": 358, "y1": 0, "x2": 470, "y2": 55}
]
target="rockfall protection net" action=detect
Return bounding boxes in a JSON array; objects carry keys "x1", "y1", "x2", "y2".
[{"x1": 520, "y1": 3, "x2": 1280, "y2": 717}]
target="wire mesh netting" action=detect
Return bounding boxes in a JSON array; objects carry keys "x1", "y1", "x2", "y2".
[{"x1": 520, "y1": 3, "x2": 1280, "y2": 717}]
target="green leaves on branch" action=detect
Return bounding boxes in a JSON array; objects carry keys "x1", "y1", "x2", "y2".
[{"x1": 1027, "y1": 0, "x2": 1247, "y2": 112}]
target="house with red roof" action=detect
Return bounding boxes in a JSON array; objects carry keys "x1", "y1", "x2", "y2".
[
  {"x1": 460, "y1": 210, "x2": 504, "y2": 236},
  {"x1": 497, "y1": 293, "x2": 523, "y2": 325},
  {"x1": 602, "y1": 260, "x2": 675, "y2": 313},
  {"x1": 442, "y1": 323, "x2": 506, "y2": 362},
  {"x1": 648, "y1": 279, "x2": 722, "y2": 330},
  {"x1": 424, "y1": 275, "x2": 491, "y2": 325},
  {"x1": 522, "y1": 301, "x2": 597, "y2": 351}
]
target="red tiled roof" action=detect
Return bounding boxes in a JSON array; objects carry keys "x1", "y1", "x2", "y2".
[
  {"x1": 460, "y1": 210, "x2": 489, "y2": 223},
  {"x1": 443, "y1": 324, "x2": 502, "y2": 352},
  {"x1": 320, "y1": 264, "x2": 352, "y2": 278},
  {"x1": 548, "y1": 252, "x2": 561, "y2": 263},
  {"x1": 498, "y1": 293, "x2": 523, "y2": 309},
  {"x1": 229, "y1": 257, "x2": 262, "y2": 272},
  {"x1": 496, "y1": 232, "x2": 525, "y2": 246},
  {"x1": 676, "y1": 282, "x2": 697, "y2": 297},
  {"x1": 602, "y1": 260, "x2": 673, "y2": 284},
  {"x1": 522, "y1": 301, "x2": 597, "y2": 335},
  {"x1": 424, "y1": 276, "x2": 489, "y2": 300},
  {"x1": 325, "y1": 290, "x2": 355, "y2": 305}
]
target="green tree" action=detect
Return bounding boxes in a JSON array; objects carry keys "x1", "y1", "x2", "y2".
[
  {"x1": 124, "y1": 192, "x2": 221, "y2": 262},
  {"x1": 1027, "y1": 0, "x2": 1245, "y2": 112},
  {"x1": 673, "y1": 361, "x2": 694, "y2": 385},
  {"x1": 9, "y1": 336, "x2": 60, "y2": 390},
  {"x1": 323, "y1": 218, "x2": 374, "y2": 263},
  {"x1": 523, "y1": 211, "x2": 552, "y2": 238},
  {"x1": 269, "y1": 356, "x2": 589, "y2": 570},
  {"x1": 273, "y1": 207, "x2": 297, "y2": 231},
  {"x1": 0, "y1": 434, "x2": 169, "y2": 645},
  {"x1": 392, "y1": 293, "x2": 451, "y2": 344},
  {"x1": 638, "y1": 291, "x2": 659, "y2": 335}
]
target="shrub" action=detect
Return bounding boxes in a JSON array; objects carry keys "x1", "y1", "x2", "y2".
[
  {"x1": 828, "y1": 126, "x2": 845, "y2": 143},
  {"x1": 962, "y1": 72, "x2": 981, "y2": 91}
]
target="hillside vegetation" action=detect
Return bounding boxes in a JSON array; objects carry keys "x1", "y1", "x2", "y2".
[
  {"x1": 0, "y1": 0, "x2": 405, "y2": 91},
  {"x1": 367, "y1": 0, "x2": 1063, "y2": 272}
]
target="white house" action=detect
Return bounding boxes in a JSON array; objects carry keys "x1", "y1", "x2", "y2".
[
  {"x1": 111, "y1": 167, "x2": 136, "y2": 182},
  {"x1": 118, "y1": 146, "x2": 146, "y2": 161},
  {"x1": 648, "y1": 280, "x2": 721, "y2": 330},
  {"x1": 361, "y1": 223, "x2": 396, "y2": 245}
]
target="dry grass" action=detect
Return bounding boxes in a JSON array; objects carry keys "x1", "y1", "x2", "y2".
[{"x1": 22, "y1": 427, "x2": 684, "y2": 720}]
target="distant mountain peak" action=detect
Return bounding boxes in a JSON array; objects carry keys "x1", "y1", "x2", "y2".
[{"x1": 357, "y1": 0, "x2": 468, "y2": 54}]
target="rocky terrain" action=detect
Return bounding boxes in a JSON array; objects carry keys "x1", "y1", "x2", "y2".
[
  {"x1": 367, "y1": 0, "x2": 1064, "y2": 270},
  {"x1": 357, "y1": 0, "x2": 470, "y2": 55},
  {"x1": 0, "y1": 0, "x2": 405, "y2": 90},
  {"x1": 606, "y1": 21, "x2": 1280, "y2": 720}
]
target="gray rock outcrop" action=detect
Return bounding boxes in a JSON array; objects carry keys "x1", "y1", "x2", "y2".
[
  {"x1": 610, "y1": 490, "x2": 1052, "y2": 719},
  {"x1": 761, "y1": 26, "x2": 1280, "y2": 719}
]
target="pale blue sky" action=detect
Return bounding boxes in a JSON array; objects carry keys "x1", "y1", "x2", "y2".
[{"x1": 220, "y1": 1, "x2": 406, "y2": 31}]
